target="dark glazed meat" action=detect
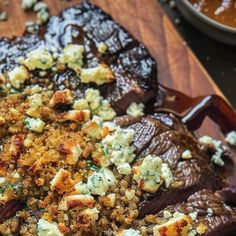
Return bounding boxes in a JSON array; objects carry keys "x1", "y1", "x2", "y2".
[
  {"x1": 44, "y1": 2, "x2": 157, "y2": 113},
  {"x1": 116, "y1": 114, "x2": 222, "y2": 216},
  {"x1": 159, "y1": 189, "x2": 236, "y2": 236},
  {"x1": 0, "y1": 2, "x2": 157, "y2": 114}
]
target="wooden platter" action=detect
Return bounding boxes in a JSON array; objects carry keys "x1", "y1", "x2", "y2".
[{"x1": 0, "y1": 0, "x2": 231, "y2": 139}]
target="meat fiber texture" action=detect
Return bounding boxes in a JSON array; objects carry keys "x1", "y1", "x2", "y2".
[
  {"x1": 142, "y1": 189, "x2": 236, "y2": 236},
  {"x1": 115, "y1": 114, "x2": 223, "y2": 217},
  {"x1": 0, "y1": 2, "x2": 158, "y2": 114}
]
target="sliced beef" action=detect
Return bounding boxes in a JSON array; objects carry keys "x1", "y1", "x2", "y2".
[
  {"x1": 44, "y1": 2, "x2": 158, "y2": 113},
  {"x1": 116, "y1": 114, "x2": 222, "y2": 216},
  {"x1": 0, "y1": 2, "x2": 158, "y2": 114},
  {"x1": 141, "y1": 189, "x2": 236, "y2": 236}
]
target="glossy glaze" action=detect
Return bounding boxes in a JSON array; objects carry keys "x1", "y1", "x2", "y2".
[{"x1": 189, "y1": 0, "x2": 236, "y2": 28}]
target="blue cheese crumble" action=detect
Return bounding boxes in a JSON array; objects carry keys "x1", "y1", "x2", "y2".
[
  {"x1": 102, "y1": 127, "x2": 135, "y2": 172},
  {"x1": 199, "y1": 135, "x2": 225, "y2": 166},
  {"x1": 132, "y1": 155, "x2": 173, "y2": 193},
  {"x1": 8, "y1": 66, "x2": 29, "y2": 89},
  {"x1": 225, "y1": 131, "x2": 236, "y2": 147},
  {"x1": 24, "y1": 117, "x2": 45, "y2": 133},
  {"x1": 87, "y1": 168, "x2": 116, "y2": 196},
  {"x1": 23, "y1": 48, "x2": 53, "y2": 70},
  {"x1": 126, "y1": 102, "x2": 145, "y2": 117},
  {"x1": 74, "y1": 89, "x2": 116, "y2": 121},
  {"x1": 37, "y1": 219, "x2": 63, "y2": 236},
  {"x1": 60, "y1": 44, "x2": 84, "y2": 74},
  {"x1": 80, "y1": 64, "x2": 115, "y2": 85}
]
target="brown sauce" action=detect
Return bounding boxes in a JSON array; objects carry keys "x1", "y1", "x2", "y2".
[{"x1": 189, "y1": 0, "x2": 236, "y2": 28}]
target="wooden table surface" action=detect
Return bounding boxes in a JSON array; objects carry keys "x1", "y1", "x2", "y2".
[{"x1": 0, "y1": 0, "x2": 231, "y2": 139}]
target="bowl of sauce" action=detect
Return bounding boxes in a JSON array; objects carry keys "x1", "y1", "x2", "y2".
[{"x1": 175, "y1": 0, "x2": 236, "y2": 45}]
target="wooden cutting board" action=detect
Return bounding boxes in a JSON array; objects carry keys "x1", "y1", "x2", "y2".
[{"x1": 0, "y1": 0, "x2": 231, "y2": 139}]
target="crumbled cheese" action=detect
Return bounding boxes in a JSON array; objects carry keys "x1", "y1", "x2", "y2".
[
  {"x1": 0, "y1": 11, "x2": 8, "y2": 21},
  {"x1": 189, "y1": 211, "x2": 198, "y2": 221},
  {"x1": 132, "y1": 155, "x2": 173, "y2": 193},
  {"x1": 23, "y1": 48, "x2": 53, "y2": 70},
  {"x1": 199, "y1": 135, "x2": 225, "y2": 166},
  {"x1": 22, "y1": 0, "x2": 37, "y2": 10},
  {"x1": 182, "y1": 149, "x2": 192, "y2": 159},
  {"x1": 85, "y1": 89, "x2": 101, "y2": 111},
  {"x1": 0, "y1": 177, "x2": 6, "y2": 186},
  {"x1": 28, "y1": 93, "x2": 43, "y2": 108},
  {"x1": 82, "y1": 116, "x2": 111, "y2": 140},
  {"x1": 26, "y1": 93, "x2": 43, "y2": 118},
  {"x1": 33, "y1": 1, "x2": 48, "y2": 12},
  {"x1": 37, "y1": 9, "x2": 50, "y2": 25},
  {"x1": 74, "y1": 182, "x2": 91, "y2": 195},
  {"x1": 37, "y1": 219, "x2": 63, "y2": 236},
  {"x1": 125, "y1": 189, "x2": 136, "y2": 200},
  {"x1": 126, "y1": 102, "x2": 145, "y2": 117},
  {"x1": 80, "y1": 64, "x2": 115, "y2": 85},
  {"x1": 82, "y1": 121, "x2": 102, "y2": 139},
  {"x1": 73, "y1": 98, "x2": 89, "y2": 110},
  {"x1": 116, "y1": 229, "x2": 142, "y2": 236},
  {"x1": 84, "y1": 88, "x2": 116, "y2": 120},
  {"x1": 153, "y1": 213, "x2": 192, "y2": 236},
  {"x1": 132, "y1": 155, "x2": 162, "y2": 193},
  {"x1": 161, "y1": 163, "x2": 173, "y2": 188},
  {"x1": 98, "y1": 42, "x2": 108, "y2": 54},
  {"x1": 24, "y1": 117, "x2": 45, "y2": 133},
  {"x1": 12, "y1": 172, "x2": 21, "y2": 179},
  {"x1": 225, "y1": 131, "x2": 236, "y2": 146},
  {"x1": 102, "y1": 127, "x2": 135, "y2": 168},
  {"x1": 188, "y1": 229, "x2": 197, "y2": 236},
  {"x1": 207, "y1": 208, "x2": 214, "y2": 215},
  {"x1": 96, "y1": 99, "x2": 116, "y2": 121},
  {"x1": 60, "y1": 44, "x2": 84, "y2": 74},
  {"x1": 29, "y1": 84, "x2": 42, "y2": 94},
  {"x1": 59, "y1": 140, "x2": 82, "y2": 165},
  {"x1": 8, "y1": 66, "x2": 29, "y2": 89},
  {"x1": 163, "y1": 210, "x2": 172, "y2": 219},
  {"x1": 50, "y1": 169, "x2": 74, "y2": 193},
  {"x1": 211, "y1": 149, "x2": 224, "y2": 166},
  {"x1": 87, "y1": 168, "x2": 116, "y2": 196},
  {"x1": 117, "y1": 163, "x2": 132, "y2": 175}
]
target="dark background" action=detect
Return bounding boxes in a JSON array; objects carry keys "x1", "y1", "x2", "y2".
[{"x1": 160, "y1": 0, "x2": 236, "y2": 108}]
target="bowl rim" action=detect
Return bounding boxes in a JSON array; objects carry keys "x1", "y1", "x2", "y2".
[{"x1": 179, "y1": 0, "x2": 236, "y2": 33}]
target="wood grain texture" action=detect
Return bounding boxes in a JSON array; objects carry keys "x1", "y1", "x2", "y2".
[{"x1": 0, "y1": 0, "x2": 230, "y2": 138}]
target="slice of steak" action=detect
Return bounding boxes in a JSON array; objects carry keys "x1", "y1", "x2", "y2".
[
  {"x1": 116, "y1": 114, "x2": 222, "y2": 216},
  {"x1": 140, "y1": 189, "x2": 236, "y2": 236},
  {"x1": 44, "y1": 1, "x2": 158, "y2": 113}
]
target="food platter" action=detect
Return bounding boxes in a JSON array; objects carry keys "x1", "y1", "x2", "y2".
[{"x1": 0, "y1": 0, "x2": 236, "y2": 235}]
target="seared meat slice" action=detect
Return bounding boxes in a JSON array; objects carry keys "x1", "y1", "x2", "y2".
[
  {"x1": 116, "y1": 114, "x2": 222, "y2": 216},
  {"x1": 44, "y1": 2, "x2": 157, "y2": 113},
  {"x1": 0, "y1": 200, "x2": 24, "y2": 223},
  {"x1": 140, "y1": 189, "x2": 236, "y2": 236}
]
